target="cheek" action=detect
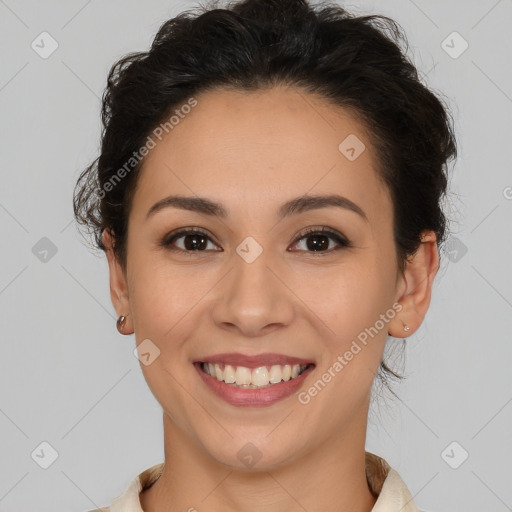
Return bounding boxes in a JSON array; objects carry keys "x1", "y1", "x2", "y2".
[
  {"x1": 308, "y1": 258, "x2": 393, "y2": 368},
  {"x1": 311, "y1": 259, "x2": 385, "y2": 327},
  {"x1": 129, "y1": 261, "x2": 198, "y2": 416},
  {"x1": 127, "y1": 243, "x2": 199, "y2": 332}
]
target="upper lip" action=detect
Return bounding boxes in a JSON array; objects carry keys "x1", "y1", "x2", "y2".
[{"x1": 194, "y1": 352, "x2": 315, "y2": 369}]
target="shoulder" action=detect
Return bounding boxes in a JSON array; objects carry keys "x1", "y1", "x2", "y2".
[{"x1": 84, "y1": 462, "x2": 164, "y2": 512}]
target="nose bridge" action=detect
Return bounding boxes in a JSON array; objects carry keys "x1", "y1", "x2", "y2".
[
  {"x1": 212, "y1": 236, "x2": 294, "y2": 334},
  {"x1": 230, "y1": 237, "x2": 278, "y2": 302}
]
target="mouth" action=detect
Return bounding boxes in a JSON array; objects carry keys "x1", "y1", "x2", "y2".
[
  {"x1": 192, "y1": 353, "x2": 316, "y2": 407},
  {"x1": 198, "y1": 361, "x2": 314, "y2": 389}
]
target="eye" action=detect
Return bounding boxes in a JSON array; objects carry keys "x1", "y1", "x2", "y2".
[
  {"x1": 288, "y1": 226, "x2": 351, "y2": 254},
  {"x1": 160, "y1": 228, "x2": 221, "y2": 254},
  {"x1": 160, "y1": 226, "x2": 351, "y2": 256}
]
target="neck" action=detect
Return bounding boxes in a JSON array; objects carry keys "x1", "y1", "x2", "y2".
[{"x1": 140, "y1": 412, "x2": 377, "y2": 512}]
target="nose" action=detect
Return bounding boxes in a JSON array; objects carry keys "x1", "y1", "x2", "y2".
[{"x1": 211, "y1": 246, "x2": 295, "y2": 338}]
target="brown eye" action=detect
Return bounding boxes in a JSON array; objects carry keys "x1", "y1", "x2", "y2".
[
  {"x1": 160, "y1": 226, "x2": 350, "y2": 256},
  {"x1": 289, "y1": 227, "x2": 350, "y2": 254},
  {"x1": 161, "y1": 228, "x2": 221, "y2": 253}
]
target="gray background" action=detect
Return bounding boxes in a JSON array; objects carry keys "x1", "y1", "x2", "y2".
[{"x1": 0, "y1": 0, "x2": 511, "y2": 511}]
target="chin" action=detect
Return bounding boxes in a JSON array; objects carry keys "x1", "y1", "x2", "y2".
[{"x1": 199, "y1": 433, "x2": 305, "y2": 472}]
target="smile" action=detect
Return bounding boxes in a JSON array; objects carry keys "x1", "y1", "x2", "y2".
[
  {"x1": 193, "y1": 353, "x2": 316, "y2": 407},
  {"x1": 201, "y1": 362, "x2": 312, "y2": 389}
]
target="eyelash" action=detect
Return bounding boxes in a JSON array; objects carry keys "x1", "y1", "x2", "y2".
[{"x1": 160, "y1": 226, "x2": 351, "y2": 256}]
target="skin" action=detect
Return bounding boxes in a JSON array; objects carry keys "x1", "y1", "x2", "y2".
[{"x1": 103, "y1": 84, "x2": 439, "y2": 512}]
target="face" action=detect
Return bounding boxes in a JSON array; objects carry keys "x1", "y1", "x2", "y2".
[{"x1": 105, "y1": 85, "x2": 434, "y2": 471}]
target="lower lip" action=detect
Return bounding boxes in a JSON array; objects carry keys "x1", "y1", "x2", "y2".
[{"x1": 194, "y1": 363, "x2": 315, "y2": 407}]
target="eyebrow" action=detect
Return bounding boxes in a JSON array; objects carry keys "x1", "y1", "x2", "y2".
[{"x1": 146, "y1": 193, "x2": 368, "y2": 223}]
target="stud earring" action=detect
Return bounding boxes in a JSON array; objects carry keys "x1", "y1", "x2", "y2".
[
  {"x1": 117, "y1": 315, "x2": 127, "y2": 334},
  {"x1": 403, "y1": 324, "x2": 410, "y2": 332}
]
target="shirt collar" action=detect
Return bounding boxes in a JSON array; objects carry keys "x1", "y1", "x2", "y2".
[{"x1": 107, "y1": 452, "x2": 420, "y2": 512}]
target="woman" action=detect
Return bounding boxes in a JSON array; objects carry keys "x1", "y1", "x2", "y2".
[{"x1": 73, "y1": 0, "x2": 456, "y2": 510}]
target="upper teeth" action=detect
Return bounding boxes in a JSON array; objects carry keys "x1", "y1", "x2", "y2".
[{"x1": 202, "y1": 363, "x2": 308, "y2": 388}]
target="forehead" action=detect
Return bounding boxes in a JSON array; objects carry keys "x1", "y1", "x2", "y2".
[{"x1": 131, "y1": 85, "x2": 392, "y2": 225}]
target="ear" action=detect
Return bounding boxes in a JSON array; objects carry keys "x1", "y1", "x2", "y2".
[
  {"x1": 102, "y1": 228, "x2": 133, "y2": 333},
  {"x1": 388, "y1": 230, "x2": 440, "y2": 337}
]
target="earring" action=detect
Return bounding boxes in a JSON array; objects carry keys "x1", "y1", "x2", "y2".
[
  {"x1": 403, "y1": 324, "x2": 410, "y2": 332},
  {"x1": 117, "y1": 315, "x2": 127, "y2": 334}
]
